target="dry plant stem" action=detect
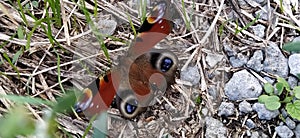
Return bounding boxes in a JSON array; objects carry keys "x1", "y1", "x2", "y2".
[
  {"x1": 267, "y1": 27, "x2": 280, "y2": 41},
  {"x1": 118, "y1": 124, "x2": 127, "y2": 138},
  {"x1": 181, "y1": 0, "x2": 224, "y2": 71},
  {"x1": 249, "y1": 69, "x2": 267, "y2": 84},
  {"x1": 170, "y1": 29, "x2": 200, "y2": 40},
  {"x1": 0, "y1": 2, "x2": 18, "y2": 26},
  {"x1": 2, "y1": 47, "x2": 126, "y2": 77},
  {"x1": 0, "y1": 30, "x2": 92, "y2": 47},
  {"x1": 280, "y1": 27, "x2": 284, "y2": 49},
  {"x1": 0, "y1": 86, "x2": 12, "y2": 109},
  {"x1": 98, "y1": 0, "x2": 139, "y2": 26},
  {"x1": 60, "y1": 0, "x2": 71, "y2": 46},
  {"x1": 174, "y1": 1, "x2": 200, "y2": 43},
  {"x1": 198, "y1": 53, "x2": 207, "y2": 92},
  {"x1": 38, "y1": 74, "x2": 56, "y2": 101}
]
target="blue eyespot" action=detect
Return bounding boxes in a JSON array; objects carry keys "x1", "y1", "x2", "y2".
[
  {"x1": 161, "y1": 58, "x2": 173, "y2": 72},
  {"x1": 125, "y1": 99, "x2": 138, "y2": 114}
]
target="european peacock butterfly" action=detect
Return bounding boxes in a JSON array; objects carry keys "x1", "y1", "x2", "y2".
[{"x1": 75, "y1": 0, "x2": 178, "y2": 119}]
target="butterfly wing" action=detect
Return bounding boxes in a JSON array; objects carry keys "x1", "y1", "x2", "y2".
[
  {"x1": 74, "y1": 0, "x2": 175, "y2": 119},
  {"x1": 74, "y1": 72, "x2": 119, "y2": 117}
]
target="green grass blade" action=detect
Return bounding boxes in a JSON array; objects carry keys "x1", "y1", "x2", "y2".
[
  {"x1": 17, "y1": 0, "x2": 28, "y2": 26},
  {"x1": 235, "y1": 14, "x2": 260, "y2": 35},
  {"x1": 2, "y1": 52, "x2": 20, "y2": 78},
  {"x1": 127, "y1": 12, "x2": 137, "y2": 37},
  {"x1": 0, "y1": 94, "x2": 54, "y2": 106},
  {"x1": 54, "y1": 49, "x2": 66, "y2": 94},
  {"x1": 181, "y1": 0, "x2": 191, "y2": 30},
  {"x1": 79, "y1": 0, "x2": 110, "y2": 60}
]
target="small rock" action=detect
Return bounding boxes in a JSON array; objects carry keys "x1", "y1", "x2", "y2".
[
  {"x1": 246, "y1": 130, "x2": 251, "y2": 136},
  {"x1": 180, "y1": 66, "x2": 201, "y2": 85},
  {"x1": 288, "y1": 76, "x2": 298, "y2": 89},
  {"x1": 281, "y1": 108, "x2": 288, "y2": 118},
  {"x1": 94, "y1": 19, "x2": 117, "y2": 36},
  {"x1": 246, "y1": 119, "x2": 256, "y2": 129},
  {"x1": 208, "y1": 85, "x2": 217, "y2": 100},
  {"x1": 252, "y1": 103, "x2": 279, "y2": 120},
  {"x1": 229, "y1": 53, "x2": 249, "y2": 67},
  {"x1": 295, "y1": 124, "x2": 300, "y2": 138},
  {"x1": 237, "y1": 0, "x2": 250, "y2": 9},
  {"x1": 254, "y1": 0, "x2": 265, "y2": 4},
  {"x1": 224, "y1": 45, "x2": 236, "y2": 57},
  {"x1": 247, "y1": 50, "x2": 264, "y2": 72},
  {"x1": 285, "y1": 117, "x2": 296, "y2": 129},
  {"x1": 206, "y1": 53, "x2": 224, "y2": 68},
  {"x1": 263, "y1": 42, "x2": 289, "y2": 78},
  {"x1": 225, "y1": 70, "x2": 262, "y2": 101},
  {"x1": 239, "y1": 101, "x2": 252, "y2": 114},
  {"x1": 288, "y1": 54, "x2": 300, "y2": 77},
  {"x1": 251, "y1": 131, "x2": 269, "y2": 138},
  {"x1": 205, "y1": 117, "x2": 227, "y2": 138},
  {"x1": 251, "y1": 24, "x2": 265, "y2": 38},
  {"x1": 201, "y1": 108, "x2": 209, "y2": 116},
  {"x1": 275, "y1": 125, "x2": 294, "y2": 138},
  {"x1": 218, "y1": 102, "x2": 235, "y2": 116},
  {"x1": 251, "y1": 131, "x2": 259, "y2": 138}
]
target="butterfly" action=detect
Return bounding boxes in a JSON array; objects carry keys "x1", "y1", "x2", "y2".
[{"x1": 74, "y1": 0, "x2": 178, "y2": 119}]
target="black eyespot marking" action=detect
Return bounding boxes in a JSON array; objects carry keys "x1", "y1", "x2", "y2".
[
  {"x1": 150, "y1": 53, "x2": 160, "y2": 69},
  {"x1": 160, "y1": 57, "x2": 173, "y2": 72},
  {"x1": 103, "y1": 74, "x2": 109, "y2": 83},
  {"x1": 138, "y1": 19, "x2": 153, "y2": 33},
  {"x1": 124, "y1": 99, "x2": 138, "y2": 114}
]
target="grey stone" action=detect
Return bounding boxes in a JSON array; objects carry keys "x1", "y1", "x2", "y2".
[
  {"x1": 251, "y1": 131, "x2": 259, "y2": 138},
  {"x1": 285, "y1": 117, "x2": 296, "y2": 129},
  {"x1": 94, "y1": 19, "x2": 117, "y2": 36},
  {"x1": 246, "y1": 119, "x2": 256, "y2": 129},
  {"x1": 239, "y1": 100, "x2": 252, "y2": 114},
  {"x1": 252, "y1": 103, "x2": 279, "y2": 120},
  {"x1": 251, "y1": 131, "x2": 269, "y2": 138},
  {"x1": 288, "y1": 76, "x2": 298, "y2": 90},
  {"x1": 201, "y1": 108, "x2": 209, "y2": 116},
  {"x1": 251, "y1": 24, "x2": 265, "y2": 38},
  {"x1": 225, "y1": 70, "x2": 262, "y2": 101},
  {"x1": 281, "y1": 108, "x2": 288, "y2": 118},
  {"x1": 288, "y1": 54, "x2": 300, "y2": 77},
  {"x1": 237, "y1": 0, "x2": 248, "y2": 7},
  {"x1": 263, "y1": 42, "x2": 289, "y2": 78},
  {"x1": 205, "y1": 117, "x2": 227, "y2": 138},
  {"x1": 208, "y1": 85, "x2": 217, "y2": 100},
  {"x1": 247, "y1": 50, "x2": 264, "y2": 72},
  {"x1": 229, "y1": 53, "x2": 249, "y2": 67},
  {"x1": 224, "y1": 44, "x2": 237, "y2": 57},
  {"x1": 218, "y1": 102, "x2": 235, "y2": 116},
  {"x1": 206, "y1": 53, "x2": 224, "y2": 68},
  {"x1": 254, "y1": 0, "x2": 265, "y2": 4},
  {"x1": 246, "y1": 130, "x2": 251, "y2": 137},
  {"x1": 275, "y1": 125, "x2": 294, "y2": 138},
  {"x1": 180, "y1": 66, "x2": 201, "y2": 85},
  {"x1": 295, "y1": 124, "x2": 300, "y2": 138}
]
